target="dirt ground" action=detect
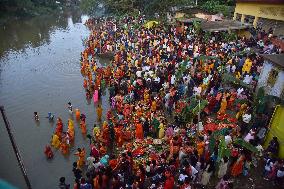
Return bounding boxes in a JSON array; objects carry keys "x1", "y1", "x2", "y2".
[{"x1": 202, "y1": 159, "x2": 284, "y2": 189}]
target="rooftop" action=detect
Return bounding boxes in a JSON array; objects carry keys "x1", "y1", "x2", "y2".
[
  {"x1": 176, "y1": 17, "x2": 204, "y2": 24},
  {"x1": 200, "y1": 20, "x2": 251, "y2": 32},
  {"x1": 261, "y1": 54, "x2": 284, "y2": 69},
  {"x1": 237, "y1": 0, "x2": 284, "y2": 4}
]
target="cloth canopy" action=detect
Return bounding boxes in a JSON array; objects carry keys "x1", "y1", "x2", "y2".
[{"x1": 144, "y1": 21, "x2": 159, "y2": 29}]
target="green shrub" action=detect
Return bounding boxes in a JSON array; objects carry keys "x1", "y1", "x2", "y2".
[{"x1": 200, "y1": 0, "x2": 232, "y2": 17}]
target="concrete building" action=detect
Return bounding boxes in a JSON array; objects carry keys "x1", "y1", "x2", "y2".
[
  {"x1": 257, "y1": 54, "x2": 284, "y2": 98},
  {"x1": 233, "y1": 0, "x2": 284, "y2": 28}
]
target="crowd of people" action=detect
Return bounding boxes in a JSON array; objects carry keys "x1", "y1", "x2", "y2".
[{"x1": 53, "y1": 14, "x2": 283, "y2": 189}]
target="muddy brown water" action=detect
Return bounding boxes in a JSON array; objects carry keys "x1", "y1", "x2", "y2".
[{"x1": 0, "y1": 10, "x2": 110, "y2": 189}]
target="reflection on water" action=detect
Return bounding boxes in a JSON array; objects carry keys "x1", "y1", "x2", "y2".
[
  {"x1": 0, "y1": 9, "x2": 110, "y2": 189},
  {"x1": 0, "y1": 10, "x2": 87, "y2": 58}
]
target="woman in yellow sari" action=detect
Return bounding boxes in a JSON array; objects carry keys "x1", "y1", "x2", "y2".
[
  {"x1": 218, "y1": 96, "x2": 228, "y2": 115},
  {"x1": 151, "y1": 100, "x2": 157, "y2": 112},
  {"x1": 242, "y1": 58, "x2": 252, "y2": 74},
  {"x1": 74, "y1": 148, "x2": 86, "y2": 169}
]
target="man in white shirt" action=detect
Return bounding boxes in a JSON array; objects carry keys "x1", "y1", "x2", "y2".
[
  {"x1": 225, "y1": 134, "x2": 232, "y2": 145},
  {"x1": 237, "y1": 87, "x2": 244, "y2": 97},
  {"x1": 231, "y1": 65, "x2": 236, "y2": 73},
  {"x1": 257, "y1": 127, "x2": 267, "y2": 142},
  {"x1": 243, "y1": 74, "x2": 253, "y2": 85},
  {"x1": 171, "y1": 75, "x2": 176, "y2": 85},
  {"x1": 194, "y1": 86, "x2": 202, "y2": 96},
  {"x1": 242, "y1": 112, "x2": 252, "y2": 124},
  {"x1": 86, "y1": 156, "x2": 96, "y2": 171},
  {"x1": 190, "y1": 165, "x2": 198, "y2": 181},
  {"x1": 276, "y1": 167, "x2": 284, "y2": 185},
  {"x1": 244, "y1": 129, "x2": 256, "y2": 142},
  {"x1": 154, "y1": 76, "x2": 160, "y2": 83},
  {"x1": 256, "y1": 144, "x2": 264, "y2": 157},
  {"x1": 136, "y1": 70, "x2": 142, "y2": 78}
]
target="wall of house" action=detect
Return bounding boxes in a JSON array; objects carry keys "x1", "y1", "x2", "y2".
[
  {"x1": 271, "y1": 70, "x2": 284, "y2": 97},
  {"x1": 175, "y1": 12, "x2": 186, "y2": 19},
  {"x1": 257, "y1": 61, "x2": 273, "y2": 90},
  {"x1": 234, "y1": 3, "x2": 284, "y2": 21},
  {"x1": 257, "y1": 61, "x2": 284, "y2": 98},
  {"x1": 234, "y1": 2, "x2": 284, "y2": 28}
]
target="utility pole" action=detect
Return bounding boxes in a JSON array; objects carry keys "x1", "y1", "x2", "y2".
[
  {"x1": 0, "y1": 106, "x2": 32, "y2": 189},
  {"x1": 197, "y1": 99, "x2": 200, "y2": 136}
]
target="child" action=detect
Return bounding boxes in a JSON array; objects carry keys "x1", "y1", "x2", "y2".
[
  {"x1": 47, "y1": 112, "x2": 54, "y2": 121},
  {"x1": 59, "y1": 177, "x2": 70, "y2": 189},
  {"x1": 68, "y1": 102, "x2": 73, "y2": 114},
  {"x1": 34, "y1": 112, "x2": 39, "y2": 121},
  {"x1": 44, "y1": 145, "x2": 54, "y2": 159}
]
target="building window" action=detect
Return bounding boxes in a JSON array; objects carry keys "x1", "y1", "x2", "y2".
[
  {"x1": 267, "y1": 68, "x2": 279, "y2": 87},
  {"x1": 245, "y1": 15, "x2": 254, "y2": 24},
  {"x1": 235, "y1": 13, "x2": 241, "y2": 22}
]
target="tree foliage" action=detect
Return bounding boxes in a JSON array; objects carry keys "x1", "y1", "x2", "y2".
[
  {"x1": 80, "y1": 0, "x2": 194, "y2": 16},
  {"x1": 80, "y1": 0, "x2": 99, "y2": 15},
  {"x1": 0, "y1": 0, "x2": 59, "y2": 16},
  {"x1": 79, "y1": 0, "x2": 235, "y2": 18},
  {"x1": 200, "y1": 0, "x2": 233, "y2": 17}
]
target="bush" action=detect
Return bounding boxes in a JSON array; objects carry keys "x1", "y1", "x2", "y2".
[{"x1": 200, "y1": 0, "x2": 233, "y2": 17}]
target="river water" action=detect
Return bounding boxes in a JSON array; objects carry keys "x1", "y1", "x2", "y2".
[{"x1": 0, "y1": 10, "x2": 109, "y2": 189}]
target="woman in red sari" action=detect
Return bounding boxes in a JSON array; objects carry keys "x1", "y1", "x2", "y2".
[
  {"x1": 164, "y1": 170, "x2": 175, "y2": 189},
  {"x1": 135, "y1": 121, "x2": 143, "y2": 140}
]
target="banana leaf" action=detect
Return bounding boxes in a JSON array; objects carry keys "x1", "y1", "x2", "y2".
[
  {"x1": 192, "y1": 100, "x2": 208, "y2": 115},
  {"x1": 234, "y1": 138, "x2": 258, "y2": 153},
  {"x1": 197, "y1": 55, "x2": 219, "y2": 61},
  {"x1": 217, "y1": 136, "x2": 231, "y2": 162},
  {"x1": 222, "y1": 73, "x2": 253, "y2": 90},
  {"x1": 209, "y1": 128, "x2": 229, "y2": 153},
  {"x1": 209, "y1": 136, "x2": 216, "y2": 154},
  {"x1": 189, "y1": 97, "x2": 198, "y2": 110}
]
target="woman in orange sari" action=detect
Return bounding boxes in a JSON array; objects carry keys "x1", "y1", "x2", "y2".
[
  {"x1": 197, "y1": 139, "x2": 205, "y2": 157},
  {"x1": 109, "y1": 155, "x2": 118, "y2": 170},
  {"x1": 101, "y1": 122, "x2": 110, "y2": 145},
  {"x1": 75, "y1": 109, "x2": 81, "y2": 121},
  {"x1": 83, "y1": 79, "x2": 88, "y2": 89},
  {"x1": 55, "y1": 118, "x2": 63, "y2": 137},
  {"x1": 114, "y1": 126, "x2": 124, "y2": 147},
  {"x1": 227, "y1": 92, "x2": 236, "y2": 110},
  {"x1": 96, "y1": 104, "x2": 103, "y2": 122},
  {"x1": 136, "y1": 107, "x2": 143, "y2": 118},
  {"x1": 80, "y1": 120, "x2": 87, "y2": 135},
  {"x1": 60, "y1": 140, "x2": 69, "y2": 155}
]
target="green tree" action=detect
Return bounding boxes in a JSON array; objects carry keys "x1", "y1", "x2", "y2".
[
  {"x1": 80, "y1": 0, "x2": 193, "y2": 16},
  {"x1": 80, "y1": 0, "x2": 99, "y2": 15}
]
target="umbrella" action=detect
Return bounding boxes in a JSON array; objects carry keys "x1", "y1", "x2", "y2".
[{"x1": 144, "y1": 21, "x2": 159, "y2": 29}]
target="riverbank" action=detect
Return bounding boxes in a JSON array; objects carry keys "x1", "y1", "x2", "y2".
[{"x1": 73, "y1": 14, "x2": 283, "y2": 189}]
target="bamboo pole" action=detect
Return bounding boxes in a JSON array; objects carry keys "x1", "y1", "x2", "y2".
[{"x1": 0, "y1": 106, "x2": 32, "y2": 189}]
